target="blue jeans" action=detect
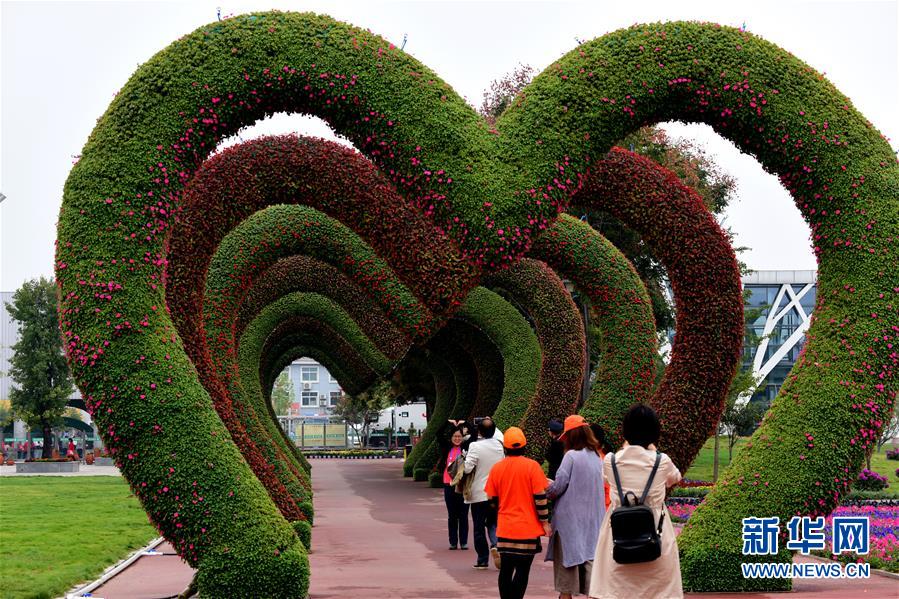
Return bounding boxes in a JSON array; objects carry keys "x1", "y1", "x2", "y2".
[
  {"x1": 470, "y1": 500, "x2": 498, "y2": 564},
  {"x1": 443, "y1": 484, "x2": 469, "y2": 547}
]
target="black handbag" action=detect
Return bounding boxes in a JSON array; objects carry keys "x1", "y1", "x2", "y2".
[{"x1": 608, "y1": 452, "x2": 665, "y2": 564}]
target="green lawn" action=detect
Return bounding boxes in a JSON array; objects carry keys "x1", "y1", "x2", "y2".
[
  {"x1": 686, "y1": 436, "x2": 899, "y2": 485},
  {"x1": 0, "y1": 476, "x2": 156, "y2": 599}
]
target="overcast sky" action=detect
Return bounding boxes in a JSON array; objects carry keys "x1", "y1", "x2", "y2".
[{"x1": 2, "y1": 0, "x2": 897, "y2": 291}]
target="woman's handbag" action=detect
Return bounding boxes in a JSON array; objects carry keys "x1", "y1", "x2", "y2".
[
  {"x1": 447, "y1": 453, "x2": 466, "y2": 486},
  {"x1": 457, "y1": 466, "x2": 475, "y2": 500}
]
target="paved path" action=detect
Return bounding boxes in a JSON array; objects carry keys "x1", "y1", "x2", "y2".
[{"x1": 78, "y1": 459, "x2": 898, "y2": 598}]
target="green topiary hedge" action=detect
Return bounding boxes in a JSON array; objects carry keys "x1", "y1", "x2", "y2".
[
  {"x1": 454, "y1": 287, "x2": 542, "y2": 432},
  {"x1": 236, "y1": 255, "x2": 410, "y2": 360},
  {"x1": 56, "y1": 11, "x2": 896, "y2": 593},
  {"x1": 236, "y1": 292, "x2": 396, "y2": 477},
  {"x1": 486, "y1": 259, "x2": 587, "y2": 459},
  {"x1": 446, "y1": 320, "x2": 505, "y2": 419},
  {"x1": 571, "y1": 148, "x2": 744, "y2": 470},
  {"x1": 403, "y1": 352, "x2": 457, "y2": 477},
  {"x1": 529, "y1": 214, "x2": 657, "y2": 448},
  {"x1": 514, "y1": 23, "x2": 896, "y2": 591}
]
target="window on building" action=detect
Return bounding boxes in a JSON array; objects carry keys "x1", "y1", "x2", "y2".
[
  {"x1": 400, "y1": 412, "x2": 409, "y2": 418},
  {"x1": 301, "y1": 391, "x2": 317, "y2": 406},
  {"x1": 329, "y1": 391, "x2": 341, "y2": 406},
  {"x1": 301, "y1": 366, "x2": 318, "y2": 382}
]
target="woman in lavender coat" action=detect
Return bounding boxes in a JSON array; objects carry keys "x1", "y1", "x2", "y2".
[{"x1": 546, "y1": 415, "x2": 606, "y2": 598}]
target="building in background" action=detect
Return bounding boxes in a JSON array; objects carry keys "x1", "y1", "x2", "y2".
[
  {"x1": 741, "y1": 270, "x2": 816, "y2": 407},
  {"x1": 286, "y1": 356, "x2": 345, "y2": 417}
]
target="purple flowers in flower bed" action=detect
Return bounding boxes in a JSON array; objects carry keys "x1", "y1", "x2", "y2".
[
  {"x1": 885, "y1": 448, "x2": 899, "y2": 460},
  {"x1": 856, "y1": 468, "x2": 890, "y2": 491}
]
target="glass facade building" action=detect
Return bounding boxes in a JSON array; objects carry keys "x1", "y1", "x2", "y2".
[{"x1": 741, "y1": 270, "x2": 816, "y2": 407}]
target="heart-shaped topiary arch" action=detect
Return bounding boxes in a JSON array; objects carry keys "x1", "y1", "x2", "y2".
[{"x1": 56, "y1": 12, "x2": 897, "y2": 595}]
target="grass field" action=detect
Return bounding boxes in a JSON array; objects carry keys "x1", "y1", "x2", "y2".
[
  {"x1": 0, "y1": 476, "x2": 156, "y2": 599},
  {"x1": 686, "y1": 436, "x2": 899, "y2": 484}
]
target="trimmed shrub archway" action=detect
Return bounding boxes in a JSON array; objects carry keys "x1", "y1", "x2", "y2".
[{"x1": 56, "y1": 11, "x2": 897, "y2": 595}]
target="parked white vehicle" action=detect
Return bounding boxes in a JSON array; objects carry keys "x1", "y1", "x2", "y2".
[{"x1": 375, "y1": 402, "x2": 428, "y2": 433}]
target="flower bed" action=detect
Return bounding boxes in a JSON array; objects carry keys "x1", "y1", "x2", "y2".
[
  {"x1": 856, "y1": 468, "x2": 891, "y2": 491},
  {"x1": 666, "y1": 502, "x2": 899, "y2": 574},
  {"x1": 302, "y1": 450, "x2": 403, "y2": 459}
]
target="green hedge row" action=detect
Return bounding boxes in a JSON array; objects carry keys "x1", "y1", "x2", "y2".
[
  {"x1": 403, "y1": 352, "x2": 457, "y2": 477},
  {"x1": 504, "y1": 22, "x2": 896, "y2": 591},
  {"x1": 408, "y1": 324, "x2": 481, "y2": 475},
  {"x1": 235, "y1": 255, "x2": 410, "y2": 360},
  {"x1": 236, "y1": 292, "x2": 395, "y2": 468},
  {"x1": 486, "y1": 258, "x2": 587, "y2": 459},
  {"x1": 529, "y1": 214, "x2": 657, "y2": 448},
  {"x1": 455, "y1": 287, "x2": 541, "y2": 432},
  {"x1": 574, "y1": 149, "x2": 744, "y2": 473}
]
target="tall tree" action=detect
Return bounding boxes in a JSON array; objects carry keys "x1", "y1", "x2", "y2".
[
  {"x1": 332, "y1": 380, "x2": 393, "y2": 444},
  {"x1": 270, "y1": 369, "x2": 293, "y2": 416},
  {"x1": 712, "y1": 293, "x2": 767, "y2": 480},
  {"x1": 6, "y1": 277, "x2": 74, "y2": 458}
]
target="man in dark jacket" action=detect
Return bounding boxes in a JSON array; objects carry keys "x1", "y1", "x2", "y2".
[{"x1": 545, "y1": 419, "x2": 565, "y2": 480}]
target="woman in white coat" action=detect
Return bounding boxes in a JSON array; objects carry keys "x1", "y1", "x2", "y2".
[{"x1": 589, "y1": 405, "x2": 683, "y2": 599}]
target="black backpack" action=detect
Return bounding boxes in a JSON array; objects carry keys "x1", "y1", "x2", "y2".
[{"x1": 608, "y1": 452, "x2": 665, "y2": 564}]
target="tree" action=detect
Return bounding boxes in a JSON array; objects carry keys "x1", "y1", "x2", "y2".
[
  {"x1": 479, "y1": 63, "x2": 534, "y2": 125},
  {"x1": 6, "y1": 277, "x2": 74, "y2": 459},
  {"x1": 712, "y1": 294, "x2": 766, "y2": 480},
  {"x1": 270, "y1": 369, "x2": 292, "y2": 416},
  {"x1": 719, "y1": 373, "x2": 765, "y2": 463},
  {"x1": 0, "y1": 401, "x2": 12, "y2": 428},
  {"x1": 332, "y1": 380, "x2": 393, "y2": 444}
]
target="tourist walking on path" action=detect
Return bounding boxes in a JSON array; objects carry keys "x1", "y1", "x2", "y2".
[
  {"x1": 464, "y1": 417, "x2": 505, "y2": 570},
  {"x1": 589, "y1": 423, "x2": 613, "y2": 511},
  {"x1": 588, "y1": 405, "x2": 683, "y2": 599},
  {"x1": 545, "y1": 419, "x2": 565, "y2": 480},
  {"x1": 438, "y1": 423, "x2": 470, "y2": 550},
  {"x1": 485, "y1": 427, "x2": 551, "y2": 599},
  {"x1": 546, "y1": 415, "x2": 606, "y2": 598}
]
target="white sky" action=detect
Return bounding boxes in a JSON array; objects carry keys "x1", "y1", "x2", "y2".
[{"x1": 1, "y1": 0, "x2": 897, "y2": 291}]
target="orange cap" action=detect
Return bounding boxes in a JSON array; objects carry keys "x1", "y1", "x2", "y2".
[
  {"x1": 503, "y1": 426, "x2": 527, "y2": 449},
  {"x1": 559, "y1": 414, "x2": 588, "y2": 438}
]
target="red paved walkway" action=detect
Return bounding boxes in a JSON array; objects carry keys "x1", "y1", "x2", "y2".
[{"x1": 86, "y1": 459, "x2": 898, "y2": 598}]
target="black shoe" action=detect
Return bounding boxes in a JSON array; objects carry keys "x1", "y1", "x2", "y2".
[
  {"x1": 449, "y1": 545, "x2": 458, "y2": 550},
  {"x1": 460, "y1": 545, "x2": 469, "y2": 550},
  {"x1": 473, "y1": 563, "x2": 489, "y2": 570}
]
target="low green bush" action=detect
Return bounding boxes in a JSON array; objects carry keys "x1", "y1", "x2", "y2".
[{"x1": 292, "y1": 520, "x2": 312, "y2": 551}]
